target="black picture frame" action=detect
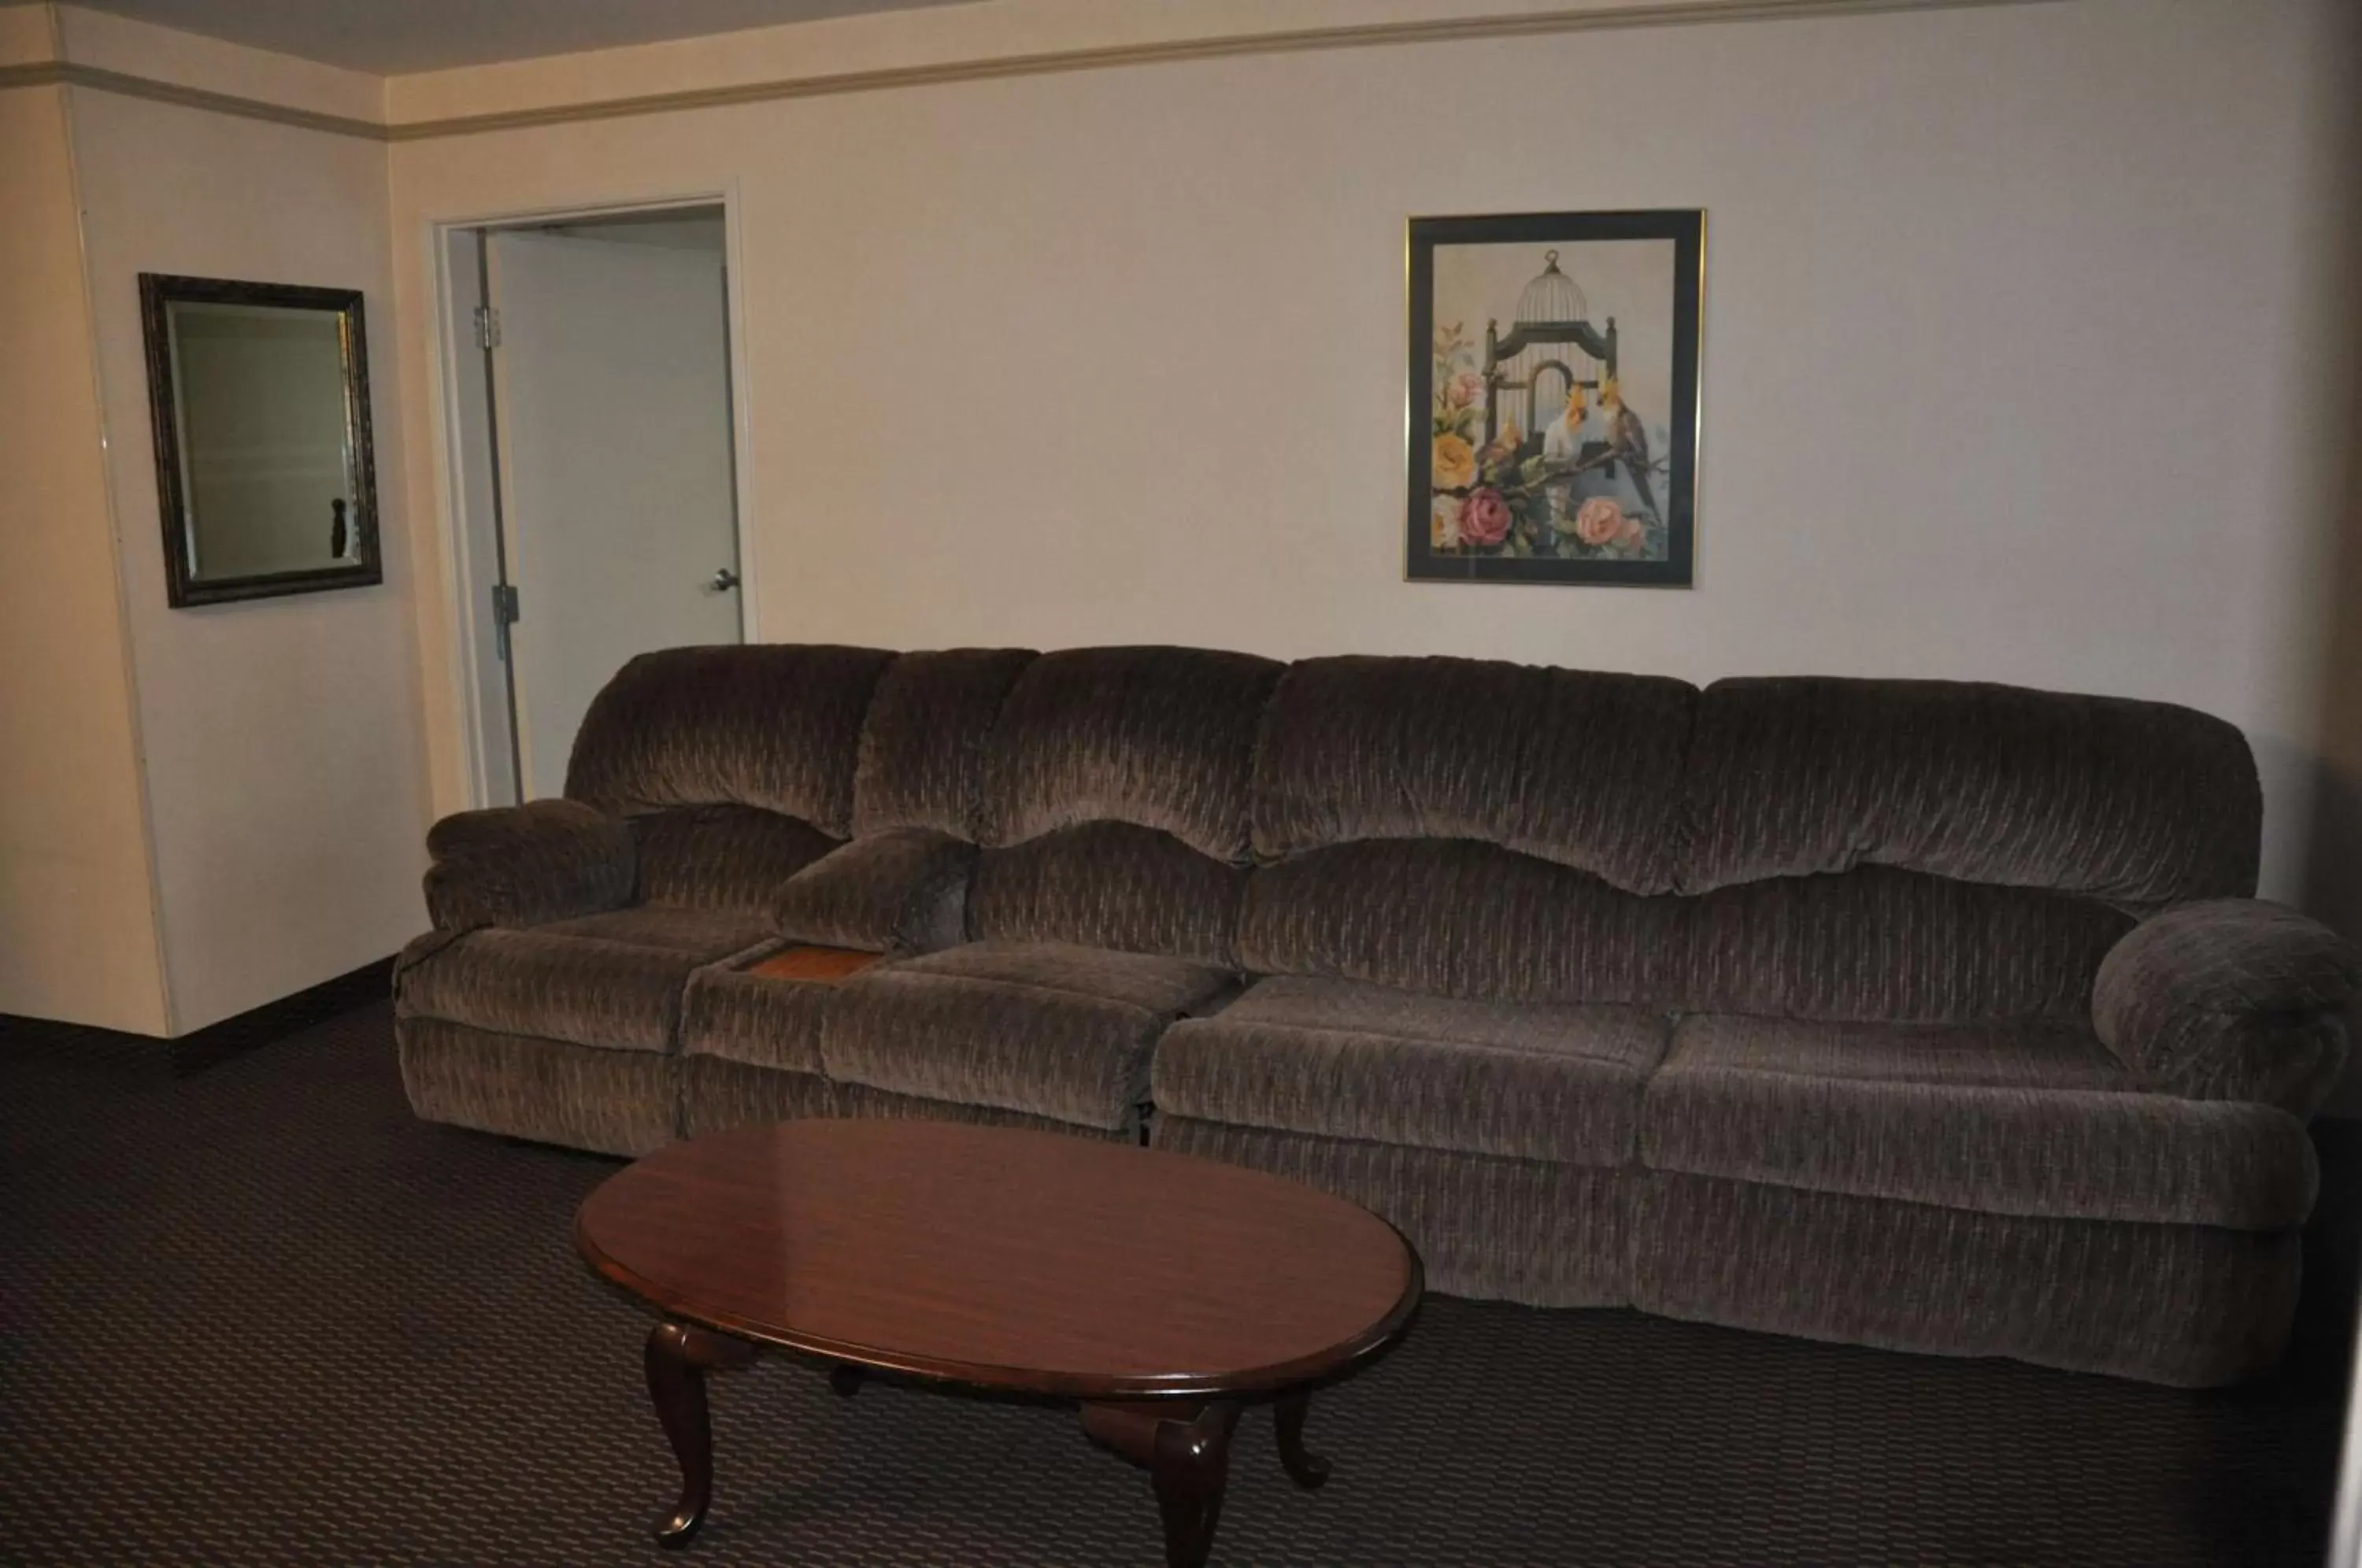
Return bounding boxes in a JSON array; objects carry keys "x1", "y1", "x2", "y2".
[
  {"x1": 139, "y1": 272, "x2": 382, "y2": 608},
  {"x1": 1406, "y1": 209, "x2": 1702, "y2": 586}
]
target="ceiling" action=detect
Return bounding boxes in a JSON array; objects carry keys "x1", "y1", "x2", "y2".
[{"x1": 24, "y1": 0, "x2": 975, "y2": 74}]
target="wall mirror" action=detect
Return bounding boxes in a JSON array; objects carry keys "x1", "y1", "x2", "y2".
[{"x1": 139, "y1": 273, "x2": 381, "y2": 607}]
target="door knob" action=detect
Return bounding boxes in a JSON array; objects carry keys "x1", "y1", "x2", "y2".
[{"x1": 709, "y1": 568, "x2": 741, "y2": 592}]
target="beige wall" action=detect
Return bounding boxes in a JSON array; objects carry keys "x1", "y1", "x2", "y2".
[
  {"x1": 390, "y1": 0, "x2": 2360, "y2": 911},
  {"x1": 0, "y1": 83, "x2": 170, "y2": 1034},
  {"x1": 68, "y1": 86, "x2": 432, "y2": 1032}
]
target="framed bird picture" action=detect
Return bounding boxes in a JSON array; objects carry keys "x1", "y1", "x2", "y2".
[{"x1": 1407, "y1": 209, "x2": 1702, "y2": 586}]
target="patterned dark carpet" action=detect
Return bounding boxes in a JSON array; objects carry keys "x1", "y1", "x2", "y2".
[{"x1": 2, "y1": 994, "x2": 2355, "y2": 1566}]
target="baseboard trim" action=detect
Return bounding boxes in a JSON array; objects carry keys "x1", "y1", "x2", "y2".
[{"x1": 0, "y1": 956, "x2": 395, "y2": 1075}]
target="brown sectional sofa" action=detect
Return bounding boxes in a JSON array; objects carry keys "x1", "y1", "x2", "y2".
[{"x1": 393, "y1": 643, "x2": 2358, "y2": 1386}]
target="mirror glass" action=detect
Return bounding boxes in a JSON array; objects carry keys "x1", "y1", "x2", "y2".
[{"x1": 140, "y1": 275, "x2": 380, "y2": 606}]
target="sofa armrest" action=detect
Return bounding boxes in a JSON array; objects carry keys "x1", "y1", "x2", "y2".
[
  {"x1": 2092, "y1": 898, "x2": 2359, "y2": 1117},
  {"x1": 770, "y1": 828, "x2": 976, "y2": 953},
  {"x1": 421, "y1": 800, "x2": 637, "y2": 930}
]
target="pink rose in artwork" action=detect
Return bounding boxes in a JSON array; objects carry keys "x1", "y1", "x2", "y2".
[
  {"x1": 1574, "y1": 495, "x2": 1643, "y2": 549},
  {"x1": 1457, "y1": 486, "x2": 1512, "y2": 548},
  {"x1": 1446, "y1": 370, "x2": 1486, "y2": 409}
]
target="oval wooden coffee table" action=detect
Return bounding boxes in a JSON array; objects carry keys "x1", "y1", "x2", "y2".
[{"x1": 575, "y1": 1118, "x2": 1421, "y2": 1566}]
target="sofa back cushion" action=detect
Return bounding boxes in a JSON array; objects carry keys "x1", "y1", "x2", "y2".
[
  {"x1": 1238, "y1": 838, "x2": 1685, "y2": 1006},
  {"x1": 631, "y1": 804, "x2": 839, "y2": 913},
  {"x1": 566, "y1": 644, "x2": 893, "y2": 834},
  {"x1": 1664, "y1": 676, "x2": 2260, "y2": 1023},
  {"x1": 560, "y1": 646, "x2": 2266, "y2": 1025},
  {"x1": 1676, "y1": 677, "x2": 2260, "y2": 911},
  {"x1": 1253, "y1": 655, "x2": 1697, "y2": 894},
  {"x1": 1683, "y1": 865, "x2": 2135, "y2": 1023},
  {"x1": 853, "y1": 648, "x2": 1036, "y2": 838},
  {"x1": 970, "y1": 821, "x2": 1245, "y2": 967},
  {"x1": 566, "y1": 645, "x2": 889, "y2": 913},
  {"x1": 1242, "y1": 663, "x2": 2258, "y2": 1021},
  {"x1": 979, "y1": 645, "x2": 1283, "y2": 859},
  {"x1": 1239, "y1": 655, "x2": 1696, "y2": 1001},
  {"x1": 972, "y1": 646, "x2": 1283, "y2": 960}
]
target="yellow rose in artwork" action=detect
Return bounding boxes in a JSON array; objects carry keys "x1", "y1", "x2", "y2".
[{"x1": 1432, "y1": 434, "x2": 1477, "y2": 489}]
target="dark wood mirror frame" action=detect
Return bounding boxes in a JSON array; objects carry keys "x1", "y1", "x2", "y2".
[{"x1": 139, "y1": 273, "x2": 382, "y2": 608}]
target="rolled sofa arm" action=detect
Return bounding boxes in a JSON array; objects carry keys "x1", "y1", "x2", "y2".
[
  {"x1": 770, "y1": 828, "x2": 976, "y2": 953},
  {"x1": 421, "y1": 800, "x2": 637, "y2": 930},
  {"x1": 2092, "y1": 899, "x2": 2360, "y2": 1117}
]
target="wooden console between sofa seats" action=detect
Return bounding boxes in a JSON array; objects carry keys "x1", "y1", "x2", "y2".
[{"x1": 746, "y1": 945, "x2": 883, "y2": 982}]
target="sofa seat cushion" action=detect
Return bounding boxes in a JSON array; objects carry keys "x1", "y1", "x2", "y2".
[
  {"x1": 1153, "y1": 977, "x2": 1669, "y2": 1167},
  {"x1": 822, "y1": 941, "x2": 1237, "y2": 1131},
  {"x1": 397, "y1": 906, "x2": 774, "y2": 1054},
  {"x1": 1641, "y1": 1015, "x2": 2319, "y2": 1230}
]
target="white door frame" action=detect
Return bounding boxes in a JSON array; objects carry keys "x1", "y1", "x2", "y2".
[{"x1": 424, "y1": 184, "x2": 758, "y2": 810}]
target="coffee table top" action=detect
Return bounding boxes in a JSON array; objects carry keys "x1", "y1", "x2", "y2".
[{"x1": 576, "y1": 1119, "x2": 1421, "y2": 1400}]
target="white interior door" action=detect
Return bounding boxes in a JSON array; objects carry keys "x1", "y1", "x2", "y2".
[{"x1": 486, "y1": 228, "x2": 742, "y2": 799}]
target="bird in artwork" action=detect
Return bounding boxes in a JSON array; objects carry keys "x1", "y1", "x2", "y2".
[
  {"x1": 1597, "y1": 375, "x2": 1661, "y2": 523},
  {"x1": 1476, "y1": 417, "x2": 1523, "y2": 478},
  {"x1": 1541, "y1": 384, "x2": 1588, "y2": 464}
]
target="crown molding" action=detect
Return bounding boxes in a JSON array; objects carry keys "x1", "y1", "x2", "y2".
[
  {"x1": 0, "y1": 58, "x2": 385, "y2": 136},
  {"x1": 386, "y1": 0, "x2": 2051, "y2": 141},
  {"x1": 0, "y1": 0, "x2": 2056, "y2": 145}
]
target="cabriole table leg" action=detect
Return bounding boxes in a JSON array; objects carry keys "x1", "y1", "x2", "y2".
[
  {"x1": 1080, "y1": 1399, "x2": 1243, "y2": 1568},
  {"x1": 1273, "y1": 1389, "x2": 1331, "y2": 1488},
  {"x1": 643, "y1": 1321, "x2": 757, "y2": 1549}
]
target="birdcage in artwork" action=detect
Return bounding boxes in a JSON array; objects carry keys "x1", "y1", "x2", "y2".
[{"x1": 1482, "y1": 250, "x2": 1618, "y2": 445}]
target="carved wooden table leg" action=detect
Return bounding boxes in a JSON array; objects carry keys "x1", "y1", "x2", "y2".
[
  {"x1": 643, "y1": 1321, "x2": 757, "y2": 1549},
  {"x1": 1080, "y1": 1400, "x2": 1242, "y2": 1568},
  {"x1": 1273, "y1": 1389, "x2": 1331, "y2": 1489},
  {"x1": 1150, "y1": 1404, "x2": 1240, "y2": 1566}
]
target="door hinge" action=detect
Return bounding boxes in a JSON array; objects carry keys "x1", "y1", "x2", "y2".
[
  {"x1": 491, "y1": 581, "x2": 520, "y2": 660},
  {"x1": 473, "y1": 305, "x2": 502, "y2": 349}
]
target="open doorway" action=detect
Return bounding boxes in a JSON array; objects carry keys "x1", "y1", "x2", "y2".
[{"x1": 441, "y1": 202, "x2": 745, "y2": 805}]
